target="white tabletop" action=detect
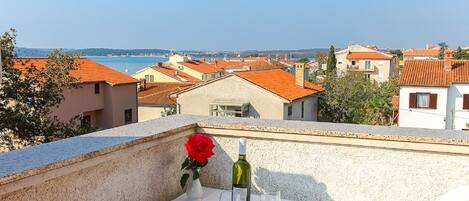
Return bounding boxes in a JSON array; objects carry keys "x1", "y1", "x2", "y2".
[{"x1": 173, "y1": 187, "x2": 291, "y2": 201}]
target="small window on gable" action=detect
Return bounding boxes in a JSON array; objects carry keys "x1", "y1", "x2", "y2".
[{"x1": 94, "y1": 83, "x2": 100, "y2": 94}]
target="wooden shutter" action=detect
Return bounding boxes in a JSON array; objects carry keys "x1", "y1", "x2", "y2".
[
  {"x1": 464, "y1": 94, "x2": 469, "y2": 109},
  {"x1": 409, "y1": 93, "x2": 417, "y2": 108},
  {"x1": 429, "y1": 94, "x2": 438, "y2": 109}
]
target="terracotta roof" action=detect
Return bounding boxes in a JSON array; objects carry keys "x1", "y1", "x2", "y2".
[
  {"x1": 400, "y1": 60, "x2": 469, "y2": 87},
  {"x1": 234, "y1": 69, "x2": 323, "y2": 101},
  {"x1": 178, "y1": 61, "x2": 220, "y2": 73},
  {"x1": 213, "y1": 60, "x2": 273, "y2": 70},
  {"x1": 152, "y1": 66, "x2": 200, "y2": 83},
  {"x1": 138, "y1": 82, "x2": 194, "y2": 106},
  {"x1": 346, "y1": 52, "x2": 393, "y2": 60},
  {"x1": 13, "y1": 58, "x2": 138, "y2": 86},
  {"x1": 403, "y1": 49, "x2": 439, "y2": 57}
]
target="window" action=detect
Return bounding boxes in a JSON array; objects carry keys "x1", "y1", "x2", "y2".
[
  {"x1": 149, "y1": 75, "x2": 154, "y2": 82},
  {"x1": 124, "y1": 109, "x2": 132, "y2": 124},
  {"x1": 416, "y1": 93, "x2": 430, "y2": 108},
  {"x1": 81, "y1": 115, "x2": 91, "y2": 128},
  {"x1": 409, "y1": 93, "x2": 437, "y2": 109},
  {"x1": 94, "y1": 83, "x2": 100, "y2": 94},
  {"x1": 209, "y1": 104, "x2": 249, "y2": 117},
  {"x1": 287, "y1": 105, "x2": 292, "y2": 116},
  {"x1": 301, "y1": 101, "x2": 304, "y2": 119},
  {"x1": 365, "y1": 60, "x2": 371, "y2": 70},
  {"x1": 364, "y1": 73, "x2": 371, "y2": 80},
  {"x1": 202, "y1": 74, "x2": 208, "y2": 81},
  {"x1": 464, "y1": 94, "x2": 469, "y2": 109},
  {"x1": 338, "y1": 61, "x2": 342, "y2": 64},
  {"x1": 351, "y1": 60, "x2": 357, "y2": 66}
]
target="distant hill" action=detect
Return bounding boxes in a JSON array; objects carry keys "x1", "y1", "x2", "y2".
[
  {"x1": 14, "y1": 47, "x2": 328, "y2": 59},
  {"x1": 15, "y1": 47, "x2": 171, "y2": 57}
]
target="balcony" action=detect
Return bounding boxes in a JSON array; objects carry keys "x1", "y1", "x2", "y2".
[
  {"x1": 1, "y1": 115, "x2": 469, "y2": 201},
  {"x1": 347, "y1": 64, "x2": 375, "y2": 72}
]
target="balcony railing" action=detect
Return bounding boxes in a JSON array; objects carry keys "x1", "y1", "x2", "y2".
[
  {"x1": 1, "y1": 115, "x2": 469, "y2": 201},
  {"x1": 347, "y1": 64, "x2": 375, "y2": 72}
]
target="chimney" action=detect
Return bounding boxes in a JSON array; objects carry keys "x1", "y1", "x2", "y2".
[
  {"x1": 158, "y1": 62, "x2": 163, "y2": 67},
  {"x1": 215, "y1": 60, "x2": 218, "y2": 67},
  {"x1": 139, "y1": 79, "x2": 147, "y2": 91},
  {"x1": 295, "y1": 63, "x2": 305, "y2": 88},
  {"x1": 444, "y1": 50, "x2": 453, "y2": 71}
]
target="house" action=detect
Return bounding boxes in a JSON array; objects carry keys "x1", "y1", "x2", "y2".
[
  {"x1": 210, "y1": 58, "x2": 275, "y2": 73},
  {"x1": 403, "y1": 48, "x2": 440, "y2": 60},
  {"x1": 164, "y1": 54, "x2": 222, "y2": 81},
  {"x1": 171, "y1": 63, "x2": 324, "y2": 121},
  {"x1": 137, "y1": 82, "x2": 193, "y2": 121},
  {"x1": 13, "y1": 58, "x2": 139, "y2": 129},
  {"x1": 132, "y1": 64, "x2": 199, "y2": 83},
  {"x1": 335, "y1": 44, "x2": 399, "y2": 84},
  {"x1": 398, "y1": 55, "x2": 469, "y2": 130}
]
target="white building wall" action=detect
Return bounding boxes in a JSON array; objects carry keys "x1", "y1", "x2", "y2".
[
  {"x1": 448, "y1": 84, "x2": 469, "y2": 130},
  {"x1": 283, "y1": 95, "x2": 318, "y2": 121},
  {"x1": 398, "y1": 86, "x2": 448, "y2": 129},
  {"x1": 138, "y1": 106, "x2": 165, "y2": 122}
]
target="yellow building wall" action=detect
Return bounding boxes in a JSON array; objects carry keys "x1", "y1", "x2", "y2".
[{"x1": 132, "y1": 68, "x2": 180, "y2": 83}]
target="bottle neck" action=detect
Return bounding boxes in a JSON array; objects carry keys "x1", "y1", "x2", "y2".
[{"x1": 238, "y1": 154, "x2": 246, "y2": 160}]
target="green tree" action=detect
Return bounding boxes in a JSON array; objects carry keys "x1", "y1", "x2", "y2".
[
  {"x1": 453, "y1": 46, "x2": 469, "y2": 60},
  {"x1": 318, "y1": 72, "x2": 399, "y2": 125},
  {"x1": 326, "y1": 45, "x2": 337, "y2": 75},
  {"x1": 437, "y1": 42, "x2": 448, "y2": 59},
  {"x1": 298, "y1": 57, "x2": 310, "y2": 64},
  {"x1": 389, "y1": 49, "x2": 403, "y2": 60},
  {"x1": 0, "y1": 29, "x2": 90, "y2": 151}
]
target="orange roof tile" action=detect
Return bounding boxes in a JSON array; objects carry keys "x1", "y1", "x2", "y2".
[
  {"x1": 346, "y1": 52, "x2": 393, "y2": 60},
  {"x1": 178, "y1": 61, "x2": 220, "y2": 73},
  {"x1": 13, "y1": 58, "x2": 138, "y2": 86},
  {"x1": 403, "y1": 49, "x2": 439, "y2": 57},
  {"x1": 138, "y1": 82, "x2": 193, "y2": 105},
  {"x1": 234, "y1": 69, "x2": 323, "y2": 101},
  {"x1": 212, "y1": 60, "x2": 273, "y2": 70},
  {"x1": 152, "y1": 66, "x2": 200, "y2": 83},
  {"x1": 400, "y1": 60, "x2": 469, "y2": 87}
]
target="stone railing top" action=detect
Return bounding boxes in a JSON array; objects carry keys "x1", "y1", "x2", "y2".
[
  {"x1": 2, "y1": 115, "x2": 469, "y2": 186},
  {"x1": 198, "y1": 116, "x2": 469, "y2": 146},
  {"x1": 0, "y1": 115, "x2": 208, "y2": 185}
]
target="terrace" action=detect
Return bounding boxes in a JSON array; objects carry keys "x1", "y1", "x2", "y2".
[{"x1": 1, "y1": 114, "x2": 469, "y2": 201}]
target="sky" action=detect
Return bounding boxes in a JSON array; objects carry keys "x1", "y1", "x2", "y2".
[{"x1": 1, "y1": 0, "x2": 469, "y2": 50}]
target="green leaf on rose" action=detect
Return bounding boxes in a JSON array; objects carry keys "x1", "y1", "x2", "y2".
[
  {"x1": 192, "y1": 169, "x2": 200, "y2": 180},
  {"x1": 181, "y1": 158, "x2": 190, "y2": 170},
  {"x1": 180, "y1": 173, "x2": 190, "y2": 188}
]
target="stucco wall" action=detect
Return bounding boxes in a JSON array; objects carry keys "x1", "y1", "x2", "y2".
[
  {"x1": 0, "y1": 137, "x2": 187, "y2": 201},
  {"x1": 138, "y1": 106, "x2": 165, "y2": 122},
  {"x1": 283, "y1": 95, "x2": 318, "y2": 121},
  {"x1": 201, "y1": 135, "x2": 469, "y2": 201},
  {"x1": 447, "y1": 84, "x2": 469, "y2": 130},
  {"x1": 51, "y1": 82, "x2": 105, "y2": 123},
  {"x1": 399, "y1": 86, "x2": 448, "y2": 129},
  {"x1": 132, "y1": 68, "x2": 180, "y2": 83},
  {"x1": 177, "y1": 76, "x2": 286, "y2": 119},
  {"x1": 100, "y1": 83, "x2": 138, "y2": 128}
]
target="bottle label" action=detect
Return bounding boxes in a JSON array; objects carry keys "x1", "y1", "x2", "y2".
[{"x1": 232, "y1": 187, "x2": 248, "y2": 201}]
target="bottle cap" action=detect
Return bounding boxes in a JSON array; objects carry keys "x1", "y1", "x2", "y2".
[{"x1": 239, "y1": 138, "x2": 247, "y2": 155}]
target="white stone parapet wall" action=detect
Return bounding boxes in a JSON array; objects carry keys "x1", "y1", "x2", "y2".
[{"x1": 2, "y1": 115, "x2": 469, "y2": 201}]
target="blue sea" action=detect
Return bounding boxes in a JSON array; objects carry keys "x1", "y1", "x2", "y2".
[{"x1": 86, "y1": 56, "x2": 167, "y2": 75}]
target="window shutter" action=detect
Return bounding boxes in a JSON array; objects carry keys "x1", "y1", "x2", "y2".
[
  {"x1": 429, "y1": 94, "x2": 438, "y2": 109},
  {"x1": 409, "y1": 93, "x2": 417, "y2": 108},
  {"x1": 464, "y1": 94, "x2": 469, "y2": 109}
]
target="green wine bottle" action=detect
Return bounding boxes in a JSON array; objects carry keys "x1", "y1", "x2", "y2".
[{"x1": 232, "y1": 138, "x2": 251, "y2": 201}]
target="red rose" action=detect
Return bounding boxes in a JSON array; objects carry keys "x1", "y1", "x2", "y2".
[{"x1": 184, "y1": 134, "x2": 215, "y2": 163}]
